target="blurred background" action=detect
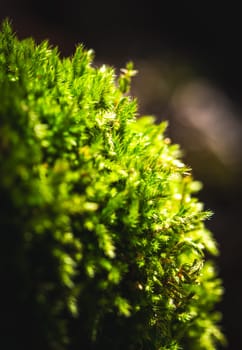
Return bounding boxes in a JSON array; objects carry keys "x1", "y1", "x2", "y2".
[{"x1": 1, "y1": 1, "x2": 241, "y2": 348}]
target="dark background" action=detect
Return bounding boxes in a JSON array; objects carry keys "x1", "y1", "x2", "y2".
[{"x1": 1, "y1": 1, "x2": 242, "y2": 348}]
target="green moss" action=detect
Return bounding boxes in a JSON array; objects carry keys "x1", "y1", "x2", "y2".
[{"x1": 0, "y1": 19, "x2": 225, "y2": 349}]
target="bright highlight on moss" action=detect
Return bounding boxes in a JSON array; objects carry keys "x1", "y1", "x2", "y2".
[{"x1": 0, "y1": 19, "x2": 225, "y2": 349}]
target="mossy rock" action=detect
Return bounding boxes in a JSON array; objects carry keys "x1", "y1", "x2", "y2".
[{"x1": 0, "y1": 20, "x2": 225, "y2": 350}]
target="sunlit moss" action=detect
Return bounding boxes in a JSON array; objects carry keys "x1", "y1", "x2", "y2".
[{"x1": 0, "y1": 19, "x2": 225, "y2": 350}]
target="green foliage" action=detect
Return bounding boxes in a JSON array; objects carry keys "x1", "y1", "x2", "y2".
[{"x1": 0, "y1": 20, "x2": 225, "y2": 349}]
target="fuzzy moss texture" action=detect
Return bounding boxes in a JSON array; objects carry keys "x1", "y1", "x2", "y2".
[{"x1": 0, "y1": 20, "x2": 225, "y2": 350}]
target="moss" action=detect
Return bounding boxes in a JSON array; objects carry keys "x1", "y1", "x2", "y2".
[{"x1": 0, "y1": 19, "x2": 225, "y2": 349}]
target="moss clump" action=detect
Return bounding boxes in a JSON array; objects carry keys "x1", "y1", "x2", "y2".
[{"x1": 0, "y1": 20, "x2": 225, "y2": 350}]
